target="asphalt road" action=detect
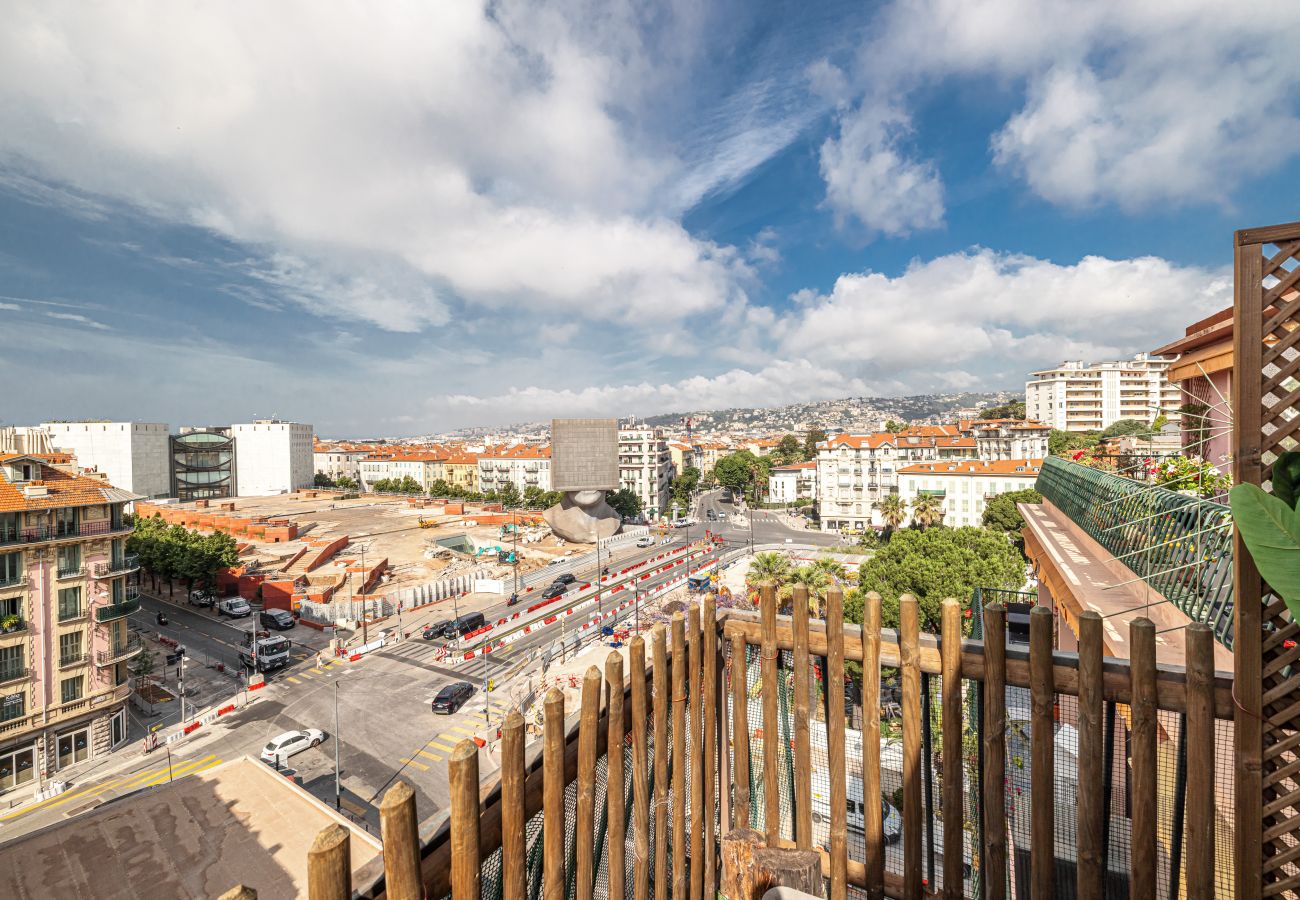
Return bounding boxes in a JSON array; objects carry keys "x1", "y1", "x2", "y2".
[{"x1": 694, "y1": 489, "x2": 840, "y2": 547}]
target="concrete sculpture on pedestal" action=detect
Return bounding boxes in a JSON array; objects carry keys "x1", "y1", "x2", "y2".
[{"x1": 544, "y1": 418, "x2": 621, "y2": 543}]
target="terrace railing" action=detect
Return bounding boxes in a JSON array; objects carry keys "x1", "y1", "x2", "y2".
[
  {"x1": 262, "y1": 586, "x2": 1233, "y2": 900},
  {"x1": 1034, "y1": 455, "x2": 1235, "y2": 647}
]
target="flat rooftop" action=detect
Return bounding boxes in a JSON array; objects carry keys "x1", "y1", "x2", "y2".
[{"x1": 0, "y1": 757, "x2": 380, "y2": 899}]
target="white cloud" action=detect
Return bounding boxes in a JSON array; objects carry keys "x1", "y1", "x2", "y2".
[
  {"x1": 821, "y1": 0, "x2": 1300, "y2": 226},
  {"x1": 0, "y1": 302, "x2": 18, "y2": 311},
  {"x1": 45, "y1": 311, "x2": 110, "y2": 330}
]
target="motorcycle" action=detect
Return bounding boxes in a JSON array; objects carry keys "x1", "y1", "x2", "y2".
[
  {"x1": 156, "y1": 611, "x2": 169, "y2": 627},
  {"x1": 507, "y1": 593, "x2": 520, "y2": 606}
]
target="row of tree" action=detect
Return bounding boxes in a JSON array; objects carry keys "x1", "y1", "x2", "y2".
[
  {"x1": 314, "y1": 472, "x2": 358, "y2": 490},
  {"x1": 127, "y1": 514, "x2": 241, "y2": 595}
]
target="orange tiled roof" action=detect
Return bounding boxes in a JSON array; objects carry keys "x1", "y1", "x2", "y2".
[
  {"x1": 0, "y1": 458, "x2": 138, "y2": 512},
  {"x1": 772, "y1": 461, "x2": 818, "y2": 470},
  {"x1": 896, "y1": 459, "x2": 1043, "y2": 476},
  {"x1": 899, "y1": 424, "x2": 960, "y2": 438}
]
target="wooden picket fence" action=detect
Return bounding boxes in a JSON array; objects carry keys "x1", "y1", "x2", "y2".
[{"x1": 223, "y1": 583, "x2": 1230, "y2": 900}]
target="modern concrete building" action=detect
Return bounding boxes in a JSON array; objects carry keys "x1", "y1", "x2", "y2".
[
  {"x1": 229, "y1": 421, "x2": 314, "y2": 496},
  {"x1": 896, "y1": 458, "x2": 1043, "y2": 528},
  {"x1": 0, "y1": 454, "x2": 140, "y2": 800},
  {"x1": 41, "y1": 422, "x2": 171, "y2": 499},
  {"x1": 767, "y1": 461, "x2": 817, "y2": 505},
  {"x1": 1025, "y1": 354, "x2": 1182, "y2": 432},
  {"x1": 618, "y1": 425, "x2": 673, "y2": 518},
  {"x1": 171, "y1": 427, "x2": 237, "y2": 501}
]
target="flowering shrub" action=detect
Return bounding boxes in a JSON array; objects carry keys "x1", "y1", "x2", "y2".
[{"x1": 1150, "y1": 455, "x2": 1231, "y2": 498}]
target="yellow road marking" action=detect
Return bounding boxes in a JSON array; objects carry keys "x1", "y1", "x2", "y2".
[
  {"x1": 0, "y1": 776, "x2": 124, "y2": 821},
  {"x1": 310, "y1": 668, "x2": 324, "y2": 674},
  {"x1": 428, "y1": 740, "x2": 456, "y2": 753},
  {"x1": 416, "y1": 749, "x2": 443, "y2": 762},
  {"x1": 115, "y1": 764, "x2": 174, "y2": 791},
  {"x1": 400, "y1": 757, "x2": 430, "y2": 771},
  {"x1": 448, "y1": 726, "x2": 476, "y2": 736},
  {"x1": 287, "y1": 676, "x2": 301, "y2": 684},
  {"x1": 138, "y1": 755, "x2": 220, "y2": 788}
]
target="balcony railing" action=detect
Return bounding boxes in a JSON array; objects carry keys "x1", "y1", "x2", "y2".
[
  {"x1": 0, "y1": 665, "x2": 27, "y2": 686},
  {"x1": 0, "y1": 519, "x2": 131, "y2": 547},
  {"x1": 58, "y1": 653, "x2": 87, "y2": 669},
  {"x1": 92, "y1": 554, "x2": 140, "y2": 578},
  {"x1": 96, "y1": 633, "x2": 143, "y2": 666},
  {"x1": 0, "y1": 574, "x2": 26, "y2": 591},
  {"x1": 284, "y1": 594, "x2": 1232, "y2": 900},
  {"x1": 56, "y1": 565, "x2": 84, "y2": 580},
  {"x1": 1035, "y1": 455, "x2": 1234, "y2": 647},
  {"x1": 95, "y1": 592, "x2": 141, "y2": 623}
]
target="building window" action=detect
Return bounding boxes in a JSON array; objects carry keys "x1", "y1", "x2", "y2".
[
  {"x1": 0, "y1": 691, "x2": 24, "y2": 724},
  {"x1": 54, "y1": 506, "x2": 79, "y2": 537},
  {"x1": 58, "y1": 587, "x2": 82, "y2": 621},
  {"x1": 59, "y1": 632, "x2": 83, "y2": 666},
  {"x1": 0, "y1": 646, "x2": 23, "y2": 682},
  {"x1": 57, "y1": 544, "x2": 81, "y2": 577},
  {"x1": 0, "y1": 553, "x2": 20, "y2": 587},
  {"x1": 0, "y1": 743, "x2": 34, "y2": 789},
  {"x1": 60, "y1": 675, "x2": 84, "y2": 704}
]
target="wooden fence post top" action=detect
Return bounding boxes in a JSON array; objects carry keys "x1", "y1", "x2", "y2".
[
  {"x1": 503, "y1": 708, "x2": 523, "y2": 731},
  {"x1": 311, "y1": 823, "x2": 349, "y2": 855},
  {"x1": 451, "y1": 739, "x2": 478, "y2": 763},
  {"x1": 544, "y1": 687, "x2": 564, "y2": 710},
  {"x1": 379, "y1": 779, "x2": 414, "y2": 811},
  {"x1": 218, "y1": 887, "x2": 257, "y2": 900}
]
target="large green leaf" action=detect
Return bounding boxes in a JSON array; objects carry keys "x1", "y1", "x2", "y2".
[
  {"x1": 1272, "y1": 450, "x2": 1300, "y2": 510},
  {"x1": 1230, "y1": 483, "x2": 1300, "y2": 621}
]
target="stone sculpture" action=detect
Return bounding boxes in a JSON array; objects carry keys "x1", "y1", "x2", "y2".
[{"x1": 544, "y1": 418, "x2": 622, "y2": 543}]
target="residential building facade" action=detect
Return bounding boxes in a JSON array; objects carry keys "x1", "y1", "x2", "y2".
[
  {"x1": 312, "y1": 447, "x2": 369, "y2": 485},
  {"x1": 42, "y1": 422, "x2": 171, "y2": 499},
  {"x1": 1151, "y1": 305, "x2": 1239, "y2": 472},
  {"x1": 1025, "y1": 354, "x2": 1182, "y2": 432},
  {"x1": 815, "y1": 432, "x2": 946, "y2": 532},
  {"x1": 896, "y1": 459, "x2": 1043, "y2": 527},
  {"x1": 440, "y1": 453, "x2": 480, "y2": 494},
  {"x1": 767, "y1": 461, "x2": 817, "y2": 505},
  {"x1": 477, "y1": 446, "x2": 551, "y2": 497},
  {"x1": 0, "y1": 455, "x2": 140, "y2": 799},
  {"x1": 229, "y1": 421, "x2": 314, "y2": 496},
  {"x1": 619, "y1": 427, "x2": 673, "y2": 518},
  {"x1": 969, "y1": 420, "x2": 1051, "y2": 460}
]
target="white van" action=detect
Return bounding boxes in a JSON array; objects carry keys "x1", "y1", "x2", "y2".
[{"x1": 809, "y1": 767, "x2": 903, "y2": 846}]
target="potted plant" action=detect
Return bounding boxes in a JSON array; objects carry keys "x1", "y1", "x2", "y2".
[{"x1": 0, "y1": 614, "x2": 22, "y2": 633}]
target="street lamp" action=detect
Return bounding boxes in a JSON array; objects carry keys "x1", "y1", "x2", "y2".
[{"x1": 334, "y1": 680, "x2": 341, "y2": 809}]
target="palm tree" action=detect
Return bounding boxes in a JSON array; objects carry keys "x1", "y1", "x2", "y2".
[
  {"x1": 910, "y1": 493, "x2": 945, "y2": 529},
  {"x1": 781, "y1": 564, "x2": 832, "y2": 616},
  {"x1": 874, "y1": 493, "x2": 908, "y2": 536},
  {"x1": 810, "y1": 557, "x2": 847, "y2": 583},
  {"x1": 746, "y1": 551, "x2": 792, "y2": 590}
]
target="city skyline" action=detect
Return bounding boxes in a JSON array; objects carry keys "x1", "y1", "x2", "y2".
[{"x1": 1, "y1": 2, "x2": 1296, "y2": 434}]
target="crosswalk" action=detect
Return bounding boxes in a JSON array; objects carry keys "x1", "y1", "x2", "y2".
[
  {"x1": 398, "y1": 700, "x2": 515, "y2": 771},
  {"x1": 276, "y1": 654, "x2": 349, "y2": 686},
  {"x1": 0, "y1": 754, "x2": 224, "y2": 822}
]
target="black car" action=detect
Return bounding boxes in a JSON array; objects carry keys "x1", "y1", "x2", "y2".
[
  {"x1": 551, "y1": 573, "x2": 576, "y2": 586},
  {"x1": 259, "y1": 609, "x2": 296, "y2": 631},
  {"x1": 449, "y1": 612, "x2": 485, "y2": 636},
  {"x1": 431, "y1": 681, "x2": 475, "y2": 714},
  {"x1": 541, "y1": 582, "x2": 568, "y2": 600},
  {"x1": 422, "y1": 621, "x2": 451, "y2": 640}
]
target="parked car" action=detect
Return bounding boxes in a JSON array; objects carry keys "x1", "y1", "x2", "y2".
[
  {"x1": 422, "y1": 621, "x2": 451, "y2": 640},
  {"x1": 259, "y1": 609, "x2": 296, "y2": 631},
  {"x1": 717, "y1": 512, "x2": 728, "y2": 521},
  {"x1": 259, "y1": 729, "x2": 325, "y2": 766},
  {"x1": 636, "y1": 535, "x2": 654, "y2": 548},
  {"x1": 187, "y1": 590, "x2": 216, "y2": 608},
  {"x1": 431, "y1": 681, "x2": 475, "y2": 714},
  {"x1": 551, "y1": 573, "x2": 576, "y2": 586},
  {"x1": 541, "y1": 582, "x2": 568, "y2": 600},
  {"x1": 217, "y1": 598, "x2": 252, "y2": 618},
  {"x1": 449, "y1": 612, "x2": 486, "y2": 636},
  {"x1": 706, "y1": 510, "x2": 716, "y2": 520}
]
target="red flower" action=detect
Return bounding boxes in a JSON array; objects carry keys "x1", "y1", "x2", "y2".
[
  {"x1": 1285, "y1": 640, "x2": 1297, "y2": 650},
  {"x1": 964, "y1": 609, "x2": 973, "y2": 619},
  {"x1": 1072, "y1": 450, "x2": 1086, "y2": 461}
]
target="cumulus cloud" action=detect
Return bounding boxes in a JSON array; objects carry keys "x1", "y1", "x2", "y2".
[{"x1": 820, "y1": 0, "x2": 1300, "y2": 228}]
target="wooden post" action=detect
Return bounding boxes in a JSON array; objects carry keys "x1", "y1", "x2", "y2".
[
  {"x1": 1029, "y1": 605, "x2": 1055, "y2": 899},
  {"x1": 1076, "y1": 611, "x2": 1104, "y2": 900},
  {"x1": 702, "y1": 592, "x2": 719, "y2": 900},
  {"x1": 543, "y1": 688, "x2": 566, "y2": 900},
  {"x1": 1130, "y1": 618, "x2": 1157, "y2": 900},
  {"x1": 630, "y1": 636, "x2": 651, "y2": 900},
  {"x1": 983, "y1": 602, "x2": 1007, "y2": 900},
  {"x1": 760, "y1": 581, "x2": 780, "y2": 844},
  {"x1": 576, "y1": 666, "x2": 602, "y2": 900},
  {"x1": 607, "y1": 651, "x2": 627, "y2": 900},
  {"x1": 672, "y1": 613, "x2": 689, "y2": 900},
  {"x1": 688, "y1": 603, "x2": 704, "y2": 900},
  {"x1": 899, "y1": 594, "x2": 922, "y2": 900},
  {"x1": 379, "y1": 781, "x2": 422, "y2": 900},
  {"x1": 826, "y1": 585, "x2": 848, "y2": 900},
  {"x1": 1185, "y1": 623, "x2": 1215, "y2": 900},
  {"x1": 731, "y1": 632, "x2": 751, "y2": 830},
  {"x1": 792, "y1": 583, "x2": 813, "y2": 851},
  {"x1": 307, "y1": 824, "x2": 351, "y2": 900},
  {"x1": 720, "y1": 827, "x2": 764, "y2": 900},
  {"x1": 450, "y1": 740, "x2": 482, "y2": 900},
  {"x1": 940, "y1": 599, "x2": 963, "y2": 900},
  {"x1": 862, "y1": 591, "x2": 884, "y2": 900},
  {"x1": 501, "y1": 710, "x2": 527, "y2": 900},
  {"x1": 753, "y1": 847, "x2": 822, "y2": 896},
  {"x1": 218, "y1": 888, "x2": 257, "y2": 900},
  {"x1": 653, "y1": 625, "x2": 670, "y2": 900}
]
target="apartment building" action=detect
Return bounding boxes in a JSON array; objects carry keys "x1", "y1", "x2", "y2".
[
  {"x1": 968, "y1": 420, "x2": 1051, "y2": 460},
  {"x1": 312, "y1": 446, "x2": 369, "y2": 484},
  {"x1": 689, "y1": 441, "x2": 728, "y2": 476},
  {"x1": 229, "y1": 421, "x2": 314, "y2": 496},
  {"x1": 441, "y1": 453, "x2": 480, "y2": 494},
  {"x1": 42, "y1": 422, "x2": 171, "y2": 499},
  {"x1": 815, "y1": 432, "x2": 950, "y2": 531},
  {"x1": 1026, "y1": 354, "x2": 1181, "y2": 432},
  {"x1": 0, "y1": 455, "x2": 141, "y2": 798},
  {"x1": 896, "y1": 459, "x2": 1043, "y2": 527},
  {"x1": 619, "y1": 426, "x2": 673, "y2": 518},
  {"x1": 666, "y1": 442, "x2": 696, "y2": 475},
  {"x1": 477, "y1": 445, "x2": 551, "y2": 496},
  {"x1": 767, "y1": 461, "x2": 817, "y2": 504}
]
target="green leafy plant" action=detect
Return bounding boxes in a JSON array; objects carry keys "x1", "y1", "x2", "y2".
[
  {"x1": 1230, "y1": 482, "x2": 1300, "y2": 620},
  {"x1": 1272, "y1": 451, "x2": 1300, "y2": 510}
]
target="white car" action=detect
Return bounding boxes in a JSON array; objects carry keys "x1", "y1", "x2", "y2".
[
  {"x1": 636, "y1": 536, "x2": 654, "y2": 548},
  {"x1": 260, "y1": 729, "x2": 325, "y2": 766}
]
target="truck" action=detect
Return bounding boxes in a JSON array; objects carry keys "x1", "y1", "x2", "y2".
[{"x1": 238, "y1": 633, "x2": 292, "y2": 672}]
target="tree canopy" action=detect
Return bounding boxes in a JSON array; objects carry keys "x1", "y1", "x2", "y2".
[
  {"x1": 714, "y1": 450, "x2": 770, "y2": 501},
  {"x1": 670, "y1": 466, "x2": 700, "y2": 512},
  {"x1": 1048, "y1": 429, "x2": 1099, "y2": 457},
  {"x1": 128, "y1": 515, "x2": 241, "y2": 591},
  {"x1": 883, "y1": 419, "x2": 906, "y2": 433},
  {"x1": 605, "y1": 488, "x2": 643, "y2": 519},
  {"x1": 982, "y1": 399, "x2": 1026, "y2": 419},
  {"x1": 770, "y1": 434, "x2": 805, "y2": 465},
  {"x1": 981, "y1": 488, "x2": 1043, "y2": 538},
  {"x1": 803, "y1": 428, "x2": 828, "y2": 460},
  {"x1": 1099, "y1": 418, "x2": 1152, "y2": 440},
  {"x1": 850, "y1": 526, "x2": 1026, "y2": 631},
  {"x1": 371, "y1": 475, "x2": 425, "y2": 494}
]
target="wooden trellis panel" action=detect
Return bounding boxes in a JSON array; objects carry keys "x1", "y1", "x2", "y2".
[{"x1": 1235, "y1": 221, "x2": 1300, "y2": 900}]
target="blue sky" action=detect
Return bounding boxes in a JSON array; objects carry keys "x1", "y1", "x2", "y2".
[{"x1": 1, "y1": 0, "x2": 1296, "y2": 437}]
